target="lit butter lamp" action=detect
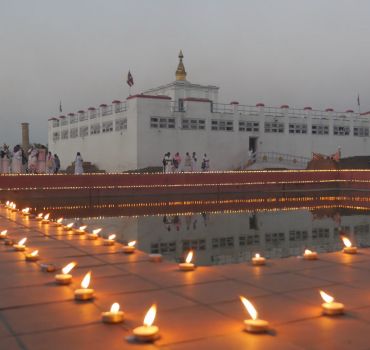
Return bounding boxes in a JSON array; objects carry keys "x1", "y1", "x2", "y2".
[
  {"x1": 102, "y1": 302, "x2": 124, "y2": 324},
  {"x1": 55, "y1": 218, "x2": 64, "y2": 227},
  {"x1": 342, "y1": 237, "x2": 357, "y2": 254},
  {"x1": 320, "y1": 290, "x2": 344, "y2": 316},
  {"x1": 303, "y1": 249, "x2": 318, "y2": 260},
  {"x1": 75, "y1": 225, "x2": 87, "y2": 235},
  {"x1": 74, "y1": 271, "x2": 94, "y2": 301},
  {"x1": 252, "y1": 253, "x2": 266, "y2": 266},
  {"x1": 132, "y1": 304, "x2": 159, "y2": 342},
  {"x1": 5, "y1": 201, "x2": 10, "y2": 208},
  {"x1": 22, "y1": 208, "x2": 30, "y2": 216},
  {"x1": 10, "y1": 203, "x2": 17, "y2": 212},
  {"x1": 41, "y1": 213, "x2": 50, "y2": 224},
  {"x1": 104, "y1": 234, "x2": 116, "y2": 246},
  {"x1": 35, "y1": 213, "x2": 43, "y2": 221},
  {"x1": 25, "y1": 250, "x2": 40, "y2": 262},
  {"x1": 14, "y1": 237, "x2": 27, "y2": 251},
  {"x1": 149, "y1": 254, "x2": 162, "y2": 263},
  {"x1": 63, "y1": 222, "x2": 74, "y2": 232},
  {"x1": 0, "y1": 230, "x2": 8, "y2": 240},
  {"x1": 87, "y1": 228, "x2": 102, "y2": 240},
  {"x1": 55, "y1": 262, "x2": 77, "y2": 285},
  {"x1": 179, "y1": 251, "x2": 195, "y2": 271},
  {"x1": 240, "y1": 296, "x2": 269, "y2": 333},
  {"x1": 123, "y1": 240, "x2": 136, "y2": 253}
]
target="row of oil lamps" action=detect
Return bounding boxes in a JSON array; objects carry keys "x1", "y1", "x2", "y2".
[{"x1": 1, "y1": 200, "x2": 358, "y2": 341}]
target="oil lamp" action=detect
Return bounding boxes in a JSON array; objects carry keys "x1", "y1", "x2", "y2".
[
  {"x1": 75, "y1": 225, "x2": 87, "y2": 235},
  {"x1": 41, "y1": 213, "x2": 50, "y2": 224},
  {"x1": 55, "y1": 262, "x2": 77, "y2": 285},
  {"x1": 123, "y1": 240, "x2": 136, "y2": 253},
  {"x1": 25, "y1": 250, "x2": 39, "y2": 262},
  {"x1": 320, "y1": 290, "x2": 344, "y2": 315},
  {"x1": 22, "y1": 208, "x2": 30, "y2": 216},
  {"x1": 14, "y1": 237, "x2": 27, "y2": 251},
  {"x1": 102, "y1": 302, "x2": 124, "y2": 324},
  {"x1": 63, "y1": 223, "x2": 74, "y2": 232},
  {"x1": 240, "y1": 296, "x2": 269, "y2": 333},
  {"x1": 74, "y1": 271, "x2": 94, "y2": 300},
  {"x1": 55, "y1": 218, "x2": 64, "y2": 227},
  {"x1": 35, "y1": 213, "x2": 43, "y2": 221},
  {"x1": 87, "y1": 228, "x2": 101, "y2": 240},
  {"x1": 103, "y1": 234, "x2": 116, "y2": 246},
  {"x1": 0, "y1": 230, "x2": 7, "y2": 240},
  {"x1": 303, "y1": 249, "x2": 318, "y2": 260},
  {"x1": 149, "y1": 254, "x2": 162, "y2": 263},
  {"x1": 132, "y1": 304, "x2": 159, "y2": 342},
  {"x1": 179, "y1": 251, "x2": 195, "y2": 271},
  {"x1": 252, "y1": 253, "x2": 266, "y2": 266},
  {"x1": 342, "y1": 237, "x2": 357, "y2": 254}
]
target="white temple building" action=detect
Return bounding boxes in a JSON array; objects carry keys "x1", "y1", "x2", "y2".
[{"x1": 48, "y1": 51, "x2": 370, "y2": 172}]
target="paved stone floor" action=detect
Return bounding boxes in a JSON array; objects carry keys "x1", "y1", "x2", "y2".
[{"x1": 1, "y1": 207, "x2": 370, "y2": 349}]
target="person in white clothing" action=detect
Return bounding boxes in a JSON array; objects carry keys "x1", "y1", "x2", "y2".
[
  {"x1": 201, "y1": 153, "x2": 210, "y2": 172},
  {"x1": 12, "y1": 145, "x2": 22, "y2": 173},
  {"x1": 164, "y1": 152, "x2": 172, "y2": 173},
  {"x1": 191, "y1": 152, "x2": 198, "y2": 172},
  {"x1": 183, "y1": 152, "x2": 192, "y2": 172},
  {"x1": 74, "y1": 152, "x2": 84, "y2": 174},
  {"x1": 28, "y1": 146, "x2": 39, "y2": 174}
]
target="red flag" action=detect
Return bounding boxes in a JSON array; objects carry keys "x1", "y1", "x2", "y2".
[{"x1": 127, "y1": 70, "x2": 134, "y2": 87}]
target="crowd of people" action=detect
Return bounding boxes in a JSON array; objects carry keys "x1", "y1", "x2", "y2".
[
  {"x1": 162, "y1": 152, "x2": 210, "y2": 173},
  {"x1": 0, "y1": 143, "x2": 60, "y2": 174}
]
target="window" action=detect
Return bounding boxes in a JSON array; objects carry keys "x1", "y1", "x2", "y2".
[
  {"x1": 70, "y1": 128, "x2": 78, "y2": 138},
  {"x1": 115, "y1": 118, "x2": 127, "y2": 131},
  {"x1": 239, "y1": 121, "x2": 259, "y2": 132},
  {"x1": 182, "y1": 239, "x2": 206, "y2": 251},
  {"x1": 150, "y1": 241, "x2": 176, "y2": 254},
  {"x1": 312, "y1": 228, "x2": 330, "y2": 239},
  {"x1": 289, "y1": 123, "x2": 307, "y2": 134},
  {"x1": 312, "y1": 124, "x2": 329, "y2": 135},
  {"x1": 79, "y1": 112, "x2": 88, "y2": 122},
  {"x1": 333, "y1": 125, "x2": 350, "y2": 136},
  {"x1": 264, "y1": 122, "x2": 284, "y2": 133},
  {"x1": 114, "y1": 103, "x2": 125, "y2": 113},
  {"x1": 60, "y1": 118, "x2": 68, "y2": 126},
  {"x1": 150, "y1": 117, "x2": 175, "y2": 129},
  {"x1": 239, "y1": 234, "x2": 260, "y2": 246},
  {"x1": 288, "y1": 230, "x2": 308, "y2": 241},
  {"x1": 61, "y1": 129, "x2": 68, "y2": 139},
  {"x1": 211, "y1": 237, "x2": 234, "y2": 248},
  {"x1": 182, "y1": 119, "x2": 205, "y2": 130},
  {"x1": 354, "y1": 127, "x2": 369, "y2": 137},
  {"x1": 211, "y1": 119, "x2": 233, "y2": 131},
  {"x1": 80, "y1": 126, "x2": 88, "y2": 137},
  {"x1": 69, "y1": 115, "x2": 78, "y2": 124},
  {"x1": 52, "y1": 132, "x2": 60, "y2": 141},
  {"x1": 102, "y1": 121, "x2": 113, "y2": 133},
  {"x1": 90, "y1": 123, "x2": 100, "y2": 135},
  {"x1": 52, "y1": 120, "x2": 59, "y2": 128},
  {"x1": 89, "y1": 110, "x2": 97, "y2": 119}
]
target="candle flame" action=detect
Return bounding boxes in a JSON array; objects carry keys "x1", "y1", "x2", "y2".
[
  {"x1": 305, "y1": 249, "x2": 313, "y2": 254},
  {"x1": 6, "y1": 201, "x2": 9, "y2": 206},
  {"x1": 22, "y1": 208, "x2": 30, "y2": 214},
  {"x1": 43, "y1": 213, "x2": 50, "y2": 220},
  {"x1": 342, "y1": 237, "x2": 352, "y2": 248},
  {"x1": 0, "y1": 230, "x2": 7, "y2": 236},
  {"x1": 320, "y1": 290, "x2": 334, "y2": 304},
  {"x1": 81, "y1": 271, "x2": 91, "y2": 289},
  {"x1": 92, "y1": 228, "x2": 102, "y2": 235},
  {"x1": 18, "y1": 237, "x2": 27, "y2": 246},
  {"x1": 57, "y1": 218, "x2": 63, "y2": 224},
  {"x1": 30, "y1": 250, "x2": 39, "y2": 257},
  {"x1": 110, "y1": 302, "x2": 120, "y2": 313},
  {"x1": 108, "y1": 234, "x2": 116, "y2": 241},
  {"x1": 37, "y1": 213, "x2": 43, "y2": 218},
  {"x1": 255, "y1": 253, "x2": 260, "y2": 259},
  {"x1": 79, "y1": 225, "x2": 87, "y2": 231},
  {"x1": 62, "y1": 262, "x2": 77, "y2": 274},
  {"x1": 11, "y1": 203, "x2": 16, "y2": 209},
  {"x1": 66, "y1": 223, "x2": 74, "y2": 228},
  {"x1": 240, "y1": 296, "x2": 258, "y2": 320},
  {"x1": 128, "y1": 240, "x2": 136, "y2": 247},
  {"x1": 143, "y1": 304, "x2": 157, "y2": 327},
  {"x1": 185, "y1": 250, "x2": 193, "y2": 264}
]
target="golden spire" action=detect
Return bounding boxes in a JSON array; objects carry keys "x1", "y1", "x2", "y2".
[{"x1": 175, "y1": 50, "x2": 187, "y2": 81}]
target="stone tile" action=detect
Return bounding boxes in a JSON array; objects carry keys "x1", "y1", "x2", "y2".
[
  {"x1": 162, "y1": 332, "x2": 301, "y2": 350},
  {"x1": 319, "y1": 251, "x2": 370, "y2": 265},
  {"x1": 0, "y1": 270, "x2": 54, "y2": 289},
  {"x1": 153, "y1": 305, "x2": 241, "y2": 346},
  {"x1": 210, "y1": 294, "x2": 318, "y2": 325},
  {"x1": 20, "y1": 323, "x2": 157, "y2": 350},
  {"x1": 0, "y1": 317, "x2": 12, "y2": 338},
  {"x1": 169, "y1": 280, "x2": 269, "y2": 305},
  {"x1": 3, "y1": 301, "x2": 102, "y2": 334},
  {"x1": 0, "y1": 336, "x2": 23, "y2": 350},
  {"x1": 277, "y1": 316, "x2": 370, "y2": 350},
  {"x1": 94, "y1": 251, "x2": 149, "y2": 264},
  {"x1": 72, "y1": 265, "x2": 126, "y2": 280},
  {"x1": 0, "y1": 284, "x2": 74, "y2": 309}
]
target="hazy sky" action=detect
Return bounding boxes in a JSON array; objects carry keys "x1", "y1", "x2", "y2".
[{"x1": 1, "y1": 0, "x2": 370, "y2": 145}]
